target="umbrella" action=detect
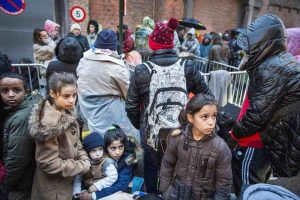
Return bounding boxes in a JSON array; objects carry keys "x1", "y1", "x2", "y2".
[
  {"x1": 231, "y1": 28, "x2": 246, "y2": 35},
  {"x1": 178, "y1": 18, "x2": 206, "y2": 30}
]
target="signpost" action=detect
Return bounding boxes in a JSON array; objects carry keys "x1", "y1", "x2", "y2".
[
  {"x1": 70, "y1": 6, "x2": 86, "y2": 23},
  {"x1": 119, "y1": 0, "x2": 125, "y2": 54},
  {"x1": 0, "y1": 0, "x2": 26, "y2": 15}
]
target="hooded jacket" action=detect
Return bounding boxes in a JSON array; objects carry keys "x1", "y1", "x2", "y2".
[
  {"x1": 46, "y1": 37, "x2": 84, "y2": 80},
  {"x1": 287, "y1": 28, "x2": 300, "y2": 63},
  {"x1": 182, "y1": 28, "x2": 199, "y2": 54},
  {"x1": 239, "y1": 183, "x2": 300, "y2": 200},
  {"x1": 125, "y1": 49, "x2": 212, "y2": 130},
  {"x1": 77, "y1": 49, "x2": 140, "y2": 141},
  {"x1": 123, "y1": 29, "x2": 135, "y2": 53},
  {"x1": 135, "y1": 16, "x2": 154, "y2": 51},
  {"x1": 44, "y1": 19, "x2": 60, "y2": 40},
  {"x1": 29, "y1": 100, "x2": 90, "y2": 200},
  {"x1": 232, "y1": 14, "x2": 300, "y2": 177},
  {"x1": 160, "y1": 126, "x2": 232, "y2": 200}
]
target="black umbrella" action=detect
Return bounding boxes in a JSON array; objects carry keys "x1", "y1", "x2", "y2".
[
  {"x1": 231, "y1": 28, "x2": 246, "y2": 35},
  {"x1": 178, "y1": 18, "x2": 206, "y2": 30}
]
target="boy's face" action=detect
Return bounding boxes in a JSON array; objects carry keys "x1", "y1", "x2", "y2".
[
  {"x1": 89, "y1": 147, "x2": 104, "y2": 161},
  {"x1": 0, "y1": 77, "x2": 26, "y2": 108}
]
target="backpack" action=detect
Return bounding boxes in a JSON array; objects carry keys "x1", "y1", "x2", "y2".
[{"x1": 144, "y1": 59, "x2": 188, "y2": 150}]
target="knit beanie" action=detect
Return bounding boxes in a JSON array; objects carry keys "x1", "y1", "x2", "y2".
[
  {"x1": 70, "y1": 23, "x2": 81, "y2": 32},
  {"x1": 83, "y1": 132, "x2": 104, "y2": 153},
  {"x1": 148, "y1": 18, "x2": 179, "y2": 51},
  {"x1": 94, "y1": 29, "x2": 118, "y2": 50}
]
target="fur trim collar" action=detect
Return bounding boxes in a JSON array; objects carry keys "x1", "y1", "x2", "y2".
[
  {"x1": 124, "y1": 136, "x2": 143, "y2": 166},
  {"x1": 29, "y1": 100, "x2": 77, "y2": 142}
]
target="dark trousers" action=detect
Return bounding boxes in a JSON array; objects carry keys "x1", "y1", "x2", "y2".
[
  {"x1": 232, "y1": 146, "x2": 272, "y2": 196},
  {"x1": 144, "y1": 144, "x2": 162, "y2": 194}
]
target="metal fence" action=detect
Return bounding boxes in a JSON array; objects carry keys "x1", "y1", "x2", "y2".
[
  {"x1": 193, "y1": 56, "x2": 239, "y2": 73},
  {"x1": 201, "y1": 70, "x2": 248, "y2": 107},
  {"x1": 12, "y1": 63, "x2": 46, "y2": 103}
]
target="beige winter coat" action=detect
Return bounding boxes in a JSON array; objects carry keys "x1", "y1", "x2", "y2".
[
  {"x1": 33, "y1": 40, "x2": 56, "y2": 64},
  {"x1": 76, "y1": 49, "x2": 130, "y2": 97},
  {"x1": 29, "y1": 100, "x2": 90, "y2": 200}
]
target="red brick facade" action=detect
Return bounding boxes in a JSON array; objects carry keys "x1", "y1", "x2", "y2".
[
  {"x1": 67, "y1": 0, "x2": 90, "y2": 35},
  {"x1": 68, "y1": 0, "x2": 300, "y2": 34}
]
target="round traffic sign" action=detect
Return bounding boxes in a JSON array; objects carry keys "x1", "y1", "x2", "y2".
[
  {"x1": 0, "y1": 0, "x2": 26, "y2": 15},
  {"x1": 70, "y1": 6, "x2": 86, "y2": 23}
]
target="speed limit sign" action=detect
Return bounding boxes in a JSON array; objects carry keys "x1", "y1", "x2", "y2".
[{"x1": 70, "y1": 6, "x2": 86, "y2": 23}]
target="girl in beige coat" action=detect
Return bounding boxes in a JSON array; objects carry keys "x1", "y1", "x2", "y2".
[{"x1": 29, "y1": 72, "x2": 91, "y2": 200}]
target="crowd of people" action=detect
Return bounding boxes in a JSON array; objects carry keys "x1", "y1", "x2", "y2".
[{"x1": 0, "y1": 14, "x2": 299, "y2": 200}]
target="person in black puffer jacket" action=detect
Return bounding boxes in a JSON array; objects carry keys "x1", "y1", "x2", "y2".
[
  {"x1": 125, "y1": 18, "x2": 212, "y2": 194},
  {"x1": 231, "y1": 14, "x2": 300, "y2": 195},
  {"x1": 46, "y1": 37, "x2": 84, "y2": 81}
]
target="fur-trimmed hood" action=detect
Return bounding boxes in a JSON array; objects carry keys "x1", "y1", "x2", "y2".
[
  {"x1": 113, "y1": 136, "x2": 144, "y2": 168},
  {"x1": 29, "y1": 100, "x2": 77, "y2": 142}
]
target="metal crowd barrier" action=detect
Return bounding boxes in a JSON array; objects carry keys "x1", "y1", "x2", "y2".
[
  {"x1": 201, "y1": 71, "x2": 249, "y2": 107},
  {"x1": 12, "y1": 63, "x2": 46, "y2": 103},
  {"x1": 193, "y1": 56, "x2": 239, "y2": 73}
]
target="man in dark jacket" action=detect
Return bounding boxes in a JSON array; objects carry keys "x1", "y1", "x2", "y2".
[
  {"x1": 46, "y1": 37, "x2": 84, "y2": 80},
  {"x1": 126, "y1": 18, "x2": 212, "y2": 193},
  {"x1": 231, "y1": 14, "x2": 300, "y2": 195}
]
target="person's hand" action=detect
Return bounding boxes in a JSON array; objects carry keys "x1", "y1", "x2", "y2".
[
  {"x1": 88, "y1": 184, "x2": 97, "y2": 193},
  {"x1": 79, "y1": 191, "x2": 92, "y2": 200}
]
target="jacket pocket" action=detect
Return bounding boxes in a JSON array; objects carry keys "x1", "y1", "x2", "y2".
[{"x1": 38, "y1": 170, "x2": 63, "y2": 191}]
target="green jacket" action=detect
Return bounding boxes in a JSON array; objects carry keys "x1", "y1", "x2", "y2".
[{"x1": 2, "y1": 98, "x2": 35, "y2": 191}]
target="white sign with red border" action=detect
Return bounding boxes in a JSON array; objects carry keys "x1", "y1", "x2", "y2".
[{"x1": 70, "y1": 6, "x2": 86, "y2": 23}]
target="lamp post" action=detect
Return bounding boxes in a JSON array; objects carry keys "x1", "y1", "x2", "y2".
[{"x1": 119, "y1": 0, "x2": 124, "y2": 54}]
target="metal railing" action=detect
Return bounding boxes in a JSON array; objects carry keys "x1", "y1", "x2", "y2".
[
  {"x1": 201, "y1": 71, "x2": 248, "y2": 107},
  {"x1": 12, "y1": 63, "x2": 46, "y2": 103},
  {"x1": 193, "y1": 56, "x2": 239, "y2": 73}
]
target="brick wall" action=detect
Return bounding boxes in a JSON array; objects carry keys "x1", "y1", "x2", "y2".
[
  {"x1": 255, "y1": 0, "x2": 300, "y2": 28},
  {"x1": 154, "y1": 0, "x2": 184, "y2": 22},
  {"x1": 90, "y1": 0, "x2": 119, "y2": 31},
  {"x1": 67, "y1": 0, "x2": 89, "y2": 35},
  {"x1": 74, "y1": 0, "x2": 300, "y2": 35},
  {"x1": 90, "y1": 0, "x2": 184, "y2": 31},
  {"x1": 193, "y1": 0, "x2": 244, "y2": 33}
]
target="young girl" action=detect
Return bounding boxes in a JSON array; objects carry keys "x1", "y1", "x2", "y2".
[
  {"x1": 29, "y1": 72, "x2": 91, "y2": 200},
  {"x1": 33, "y1": 28, "x2": 56, "y2": 65},
  {"x1": 79, "y1": 124, "x2": 142, "y2": 200},
  {"x1": 160, "y1": 94, "x2": 232, "y2": 200}
]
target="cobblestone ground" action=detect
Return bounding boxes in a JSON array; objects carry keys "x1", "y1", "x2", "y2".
[{"x1": 268, "y1": 174, "x2": 300, "y2": 196}]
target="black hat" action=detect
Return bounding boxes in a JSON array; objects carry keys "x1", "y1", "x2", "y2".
[
  {"x1": 94, "y1": 29, "x2": 118, "y2": 50},
  {"x1": 83, "y1": 132, "x2": 104, "y2": 153}
]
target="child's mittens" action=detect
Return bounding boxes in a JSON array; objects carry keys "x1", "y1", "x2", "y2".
[{"x1": 88, "y1": 185, "x2": 98, "y2": 193}]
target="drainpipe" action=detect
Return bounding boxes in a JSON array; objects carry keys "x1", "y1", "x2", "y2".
[
  {"x1": 119, "y1": 0, "x2": 124, "y2": 54},
  {"x1": 247, "y1": 0, "x2": 255, "y2": 25},
  {"x1": 184, "y1": 0, "x2": 193, "y2": 18}
]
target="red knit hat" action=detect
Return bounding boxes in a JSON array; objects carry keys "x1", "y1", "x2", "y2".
[{"x1": 148, "y1": 18, "x2": 179, "y2": 51}]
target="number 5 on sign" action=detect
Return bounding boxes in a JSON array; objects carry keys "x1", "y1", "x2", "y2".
[{"x1": 70, "y1": 6, "x2": 86, "y2": 23}]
